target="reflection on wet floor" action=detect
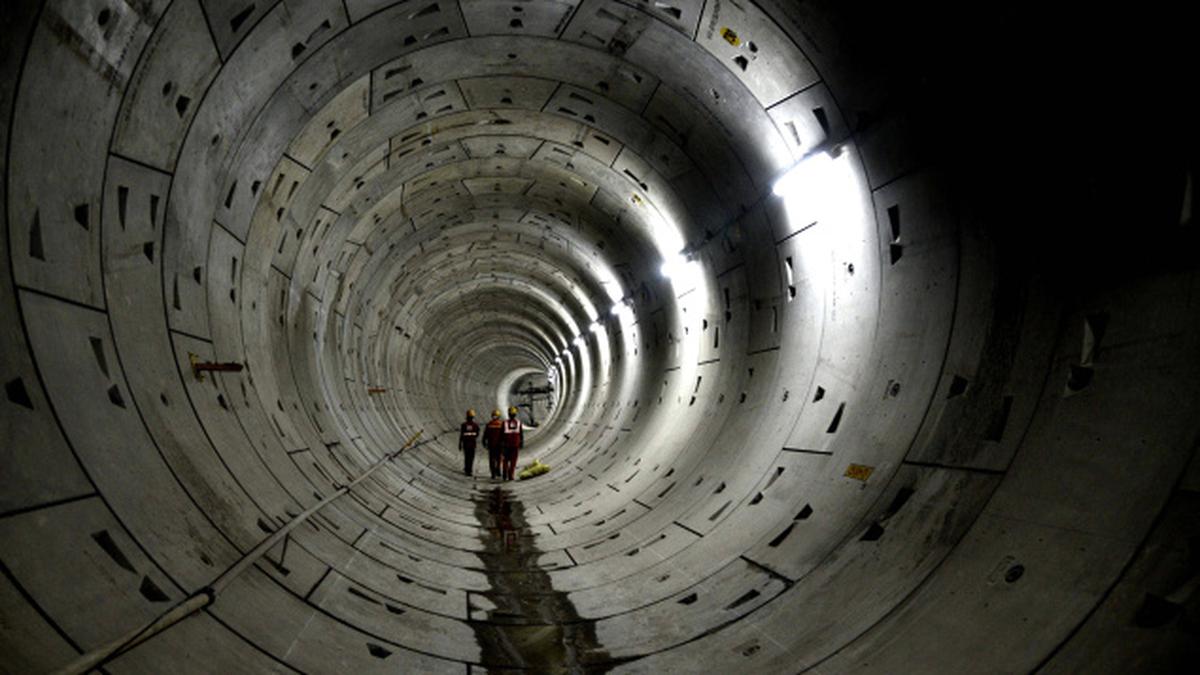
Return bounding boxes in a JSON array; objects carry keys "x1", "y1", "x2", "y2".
[{"x1": 470, "y1": 487, "x2": 623, "y2": 672}]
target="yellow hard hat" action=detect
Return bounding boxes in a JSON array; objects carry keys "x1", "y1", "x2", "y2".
[
  {"x1": 508, "y1": 406, "x2": 519, "y2": 416},
  {"x1": 466, "y1": 409, "x2": 475, "y2": 418},
  {"x1": 491, "y1": 409, "x2": 501, "y2": 418}
]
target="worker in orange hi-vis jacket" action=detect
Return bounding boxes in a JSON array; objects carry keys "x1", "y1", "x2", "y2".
[
  {"x1": 459, "y1": 409, "x2": 480, "y2": 476},
  {"x1": 482, "y1": 409, "x2": 505, "y2": 480},
  {"x1": 501, "y1": 406, "x2": 524, "y2": 481}
]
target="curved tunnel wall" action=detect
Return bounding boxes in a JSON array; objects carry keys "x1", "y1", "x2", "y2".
[{"x1": 2, "y1": 1, "x2": 1199, "y2": 672}]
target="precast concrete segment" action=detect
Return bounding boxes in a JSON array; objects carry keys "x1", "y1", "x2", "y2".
[{"x1": 2, "y1": 0, "x2": 1199, "y2": 673}]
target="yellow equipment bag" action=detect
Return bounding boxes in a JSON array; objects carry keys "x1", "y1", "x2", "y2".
[{"x1": 518, "y1": 459, "x2": 550, "y2": 480}]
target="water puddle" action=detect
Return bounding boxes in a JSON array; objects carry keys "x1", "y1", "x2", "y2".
[{"x1": 469, "y1": 487, "x2": 623, "y2": 672}]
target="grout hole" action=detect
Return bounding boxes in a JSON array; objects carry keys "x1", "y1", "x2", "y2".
[
  {"x1": 117, "y1": 186, "x2": 129, "y2": 228},
  {"x1": 947, "y1": 375, "x2": 969, "y2": 398},
  {"x1": 985, "y1": 395, "x2": 1014, "y2": 440},
  {"x1": 29, "y1": 211, "x2": 45, "y2": 260},
  {"x1": 6, "y1": 378, "x2": 34, "y2": 409},
  {"x1": 367, "y1": 643, "x2": 392, "y2": 659},
  {"x1": 412, "y1": 3, "x2": 441, "y2": 18},
  {"x1": 139, "y1": 576, "x2": 169, "y2": 602},
  {"x1": 90, "y1": 337, "x2": 109, "y2": 377},
  {"x1": 826, "y1": 403, "x2": 845, "y2": 433},
  {"x1": 1004, "y1": 564, "x2": 1025, "y2": 583},
  {"x1": 768, "y1": 523, "x2": 794, "y2": 547},
  {"x1": 812, "y1": 107, "x2": 830, "y2": 135},
  {"x1": 229, "y1": 4, "x2": 255, "y2": 33},
  {"x1": 859, "y1": 522, "x2": 884, "y2": 542},
  {"x1": 108, "y1": 385, "x2": 126, "y2": 408},
  {"x1": 92, "y1": 530, "x2": 135, "y2": 572},
  {"x1": 725, "y1": 589, "x2": 760, "y2": 610}
]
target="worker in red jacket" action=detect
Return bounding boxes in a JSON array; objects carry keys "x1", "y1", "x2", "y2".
[
  {"x1": 482, "y1": 409, "x2": 505, "y2": 479},
  {"x1": 459, "y1": 409, "x2": 480, "y2": 476},
  {"x1": 501, "y1": 406, "x2": 524, "y2": 481}
]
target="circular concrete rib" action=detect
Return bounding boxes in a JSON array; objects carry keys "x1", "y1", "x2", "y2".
[{"x1": 2, "y1": 1, "x2": 1199, "y2": 673}]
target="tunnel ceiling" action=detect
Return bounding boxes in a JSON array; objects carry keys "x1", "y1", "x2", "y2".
[{"x1": 3, "y1": 1, "x2": 1200, "y2": 673}]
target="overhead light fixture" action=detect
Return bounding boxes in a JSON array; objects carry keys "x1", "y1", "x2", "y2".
[
  {"x1": 772, "y1": 150, "x2": 835, "y2": 199},
  {"x1": 574, "y1": 335, "x2": 585, "y2": 347},
  {"x1": 660, "y1": 253, "x2": 692, "y2": 280}
]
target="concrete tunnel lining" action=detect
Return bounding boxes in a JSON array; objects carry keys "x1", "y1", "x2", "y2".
[{"x1": 2, "y1": 0, "x2": 1200, "y2": 673}]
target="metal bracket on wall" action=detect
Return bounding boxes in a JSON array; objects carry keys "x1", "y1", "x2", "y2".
[{"x1": 188, "y1": 352, "x2": 244, "y2": 381}]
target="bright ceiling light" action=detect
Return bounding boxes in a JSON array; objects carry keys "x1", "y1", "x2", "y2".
[
  {"x1": 660, "y1": 254, "x2": 690, "y2": 279},
  {"x1": 660, "y1": 254, "x2": 701, "y2": 292},
  {"x1": 772, "y1": 150, "x2": 835, "y2": 199},
  {"x1": 573, "y1": 335, "x2": 585, "y2": 347}
]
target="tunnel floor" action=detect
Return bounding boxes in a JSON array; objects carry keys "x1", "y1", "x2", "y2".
[{"x1": 470, "y1": 484, "x2": 619, "y2": 672}]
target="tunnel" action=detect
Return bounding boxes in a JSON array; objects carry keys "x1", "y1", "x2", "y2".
[{"x1": 2, "y1": 0, "x2": 1199, "y2": 672}]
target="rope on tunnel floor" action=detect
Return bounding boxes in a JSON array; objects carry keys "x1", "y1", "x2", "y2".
[{"x1": 48, "y1": 430, "x2": 426, "y2": 675}]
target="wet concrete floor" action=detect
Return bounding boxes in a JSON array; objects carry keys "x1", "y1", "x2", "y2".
[{"x1": 469, "y1": 486, "x2": 625, "y2": 673}]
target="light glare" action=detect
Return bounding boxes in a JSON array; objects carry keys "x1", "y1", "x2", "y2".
[
  {"x1": 772, "y1": 151, "x2": 834, "y2": 199},
  {"x1": 660, "y1": 254, "x2": 688, "y2": 279}
]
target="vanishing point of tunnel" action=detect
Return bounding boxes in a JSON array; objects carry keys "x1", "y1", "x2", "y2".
[{"x1": 1, "y1": 1, "x2": 1199, "y2": 673}]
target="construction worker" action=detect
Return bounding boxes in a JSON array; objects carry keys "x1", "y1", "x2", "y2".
[
  {"x1": 482, "y1": 409, "x2": 504, "y2": 479},
  {"x1": 501, "y1": 406, "x2": 524, "y2": 481},
  {"x1": 459, "y1": 410, "x2": 480, "y2": 476}
]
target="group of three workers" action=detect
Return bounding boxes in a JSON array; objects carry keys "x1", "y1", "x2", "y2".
[{"x1": 457, "y1": 407, "x2": 523, "y2": 480}]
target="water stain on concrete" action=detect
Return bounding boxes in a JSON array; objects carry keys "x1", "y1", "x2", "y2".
[{"x1": 470, "y1": 486, "x2": 625, "y2": 672}]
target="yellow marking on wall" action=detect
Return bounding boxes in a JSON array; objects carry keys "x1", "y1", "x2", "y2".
[
  {"x1": 844, "y1": 463, "x2": 874, "y2": 481},
  {"x1": 721, "y1": 27, "x2": 741, "y2": 47}
]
